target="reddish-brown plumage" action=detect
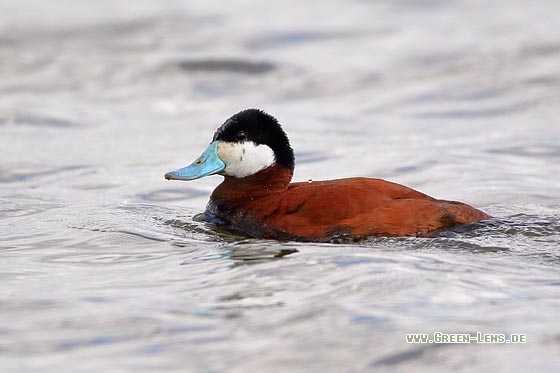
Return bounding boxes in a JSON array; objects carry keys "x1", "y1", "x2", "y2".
[
  {"x1": 207, "y1": 164, "x2": 491, "y2": 242},
  {"x1": 165, "y1": 109, "x2": 491, "y2": 242}
]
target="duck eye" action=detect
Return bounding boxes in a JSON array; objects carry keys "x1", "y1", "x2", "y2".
[{"x1": 235, "y1": 131, "x2": 248, "y2": 141}]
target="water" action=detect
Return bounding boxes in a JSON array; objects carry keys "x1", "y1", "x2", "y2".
[{"x1": 1, "y1": 0, "x2": 560, "y2": 371}]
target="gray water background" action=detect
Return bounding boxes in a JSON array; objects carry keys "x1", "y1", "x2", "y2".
[{"x1": 1, "y1": 0, "x2": 559, "y2": 372}]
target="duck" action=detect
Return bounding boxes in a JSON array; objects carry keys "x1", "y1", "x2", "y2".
[{"x1": 165, "y1": 109, "x2": 491, "y2": 242}]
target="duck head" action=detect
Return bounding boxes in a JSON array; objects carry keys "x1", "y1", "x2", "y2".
[{"x1": 165, "y1": 109, "x2": 295, "y2": 181}]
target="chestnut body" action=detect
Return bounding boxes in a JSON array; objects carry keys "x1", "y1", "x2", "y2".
[
  {"x1": 165, "y1": 109, "x2": 491, "y2": 242},
  {"x1": 205, "y1": 164, "x2": 490, "y2": 242}
]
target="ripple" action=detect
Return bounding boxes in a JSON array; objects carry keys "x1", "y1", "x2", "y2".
[
  {"x1": 177, "y1": 59, "x2": 276, "y2": 75},
  {"x1": 412, "y1": 99, "x2": 536, "y2": 118},
  {"x1": 43, "y1": 251, "x2": 169, "y2": 265},
  {"x1": 0, "y1": 198, "x2": 64, "y2": 219},
  {"x1": 71, "y1": 183, "x2": 120, "y2": 191},
  {"x1": 476, "y1": 215, "x2": 560, "y2": 238},
  {"x1": 139, "y1": 188, "x2": 209, "y2": 202},
  {"x1": 246, "y1": 30, "x2": 362, "y2": 49},
  {"x1": 0, "y1": 112, "x2": 79, "y2": 128},
  {"x1": 165, "y1": 216, "x2": 243, "y2": 244},
  {"x1": 0, "y1": 299, "x2": 59, "y2": 313},
  {"x1": 372, "y1": 343, "x2": 452, "y2": 368},
  {"x1": 0, "y1": 165, "x2": 88, "y2": 183},
  {"x1": 488, "y1": 145, "x2": 560, "y2": 159},
  {"x1": 412, "y1": 86, "x2": 507, "y2": 103},
  {"x1": 294, "y1": 151, "x2": 330, "y2": 164},
  {"x1": 520, "y1": 41, "x2": 560, "y2": 58}
]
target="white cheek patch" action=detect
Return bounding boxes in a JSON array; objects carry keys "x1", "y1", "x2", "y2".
[{"x1": 217, "y1": 141, "x2": 276, "y2": 178}]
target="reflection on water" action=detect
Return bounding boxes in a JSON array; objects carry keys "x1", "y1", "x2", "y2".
[
  {"x1": 1, "y1": 0, "x2": 559, "y2": 372},
  {"x1": 226, "y1": 240, "x2": 300, "y2": 265}
]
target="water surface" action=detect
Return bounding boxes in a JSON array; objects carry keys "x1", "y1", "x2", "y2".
[{"x1": 1, "y1": 0, "x2": 559, "y2": 372}]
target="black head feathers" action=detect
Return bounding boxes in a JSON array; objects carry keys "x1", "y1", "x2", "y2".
[{"x1": 213, "y1": 109, "x2": 295, "y2": 173}]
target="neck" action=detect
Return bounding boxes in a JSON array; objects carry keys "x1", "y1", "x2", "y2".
[{"x1": 211, "y1": 163, "x2": 292, "y2": 202}]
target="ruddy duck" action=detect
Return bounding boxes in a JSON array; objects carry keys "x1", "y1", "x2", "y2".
[{"x1": 165, "y1": 109, "x2": 490, "y2": 242}]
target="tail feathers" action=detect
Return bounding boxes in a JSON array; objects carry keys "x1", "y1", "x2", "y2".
[{"x1": 437, "y1": 200, "x2": 491, "y2": 226}]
